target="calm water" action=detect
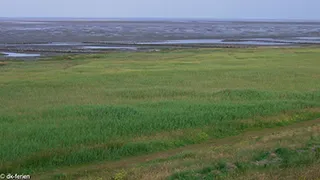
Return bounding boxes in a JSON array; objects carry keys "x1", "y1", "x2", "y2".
[
  {"x1": 137, "y1": 39, "x2": 290, "y2": 45},
  {"x1": 1, "y1": 52, "x2": 41, "y2": 57},
  {"x1": 82, "y1": 46, "x2": 137, "y2": 50}
]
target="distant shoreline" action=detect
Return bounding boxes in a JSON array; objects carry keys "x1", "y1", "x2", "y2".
[
  {"x1": 1, "y1": 19, "x2": 319, "y2": 57},
  {"x1": 1, "y1": 17, "x2": 320, "y2": 24}
]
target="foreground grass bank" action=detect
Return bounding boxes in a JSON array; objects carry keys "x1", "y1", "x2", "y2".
[
  {"x1": 79, "y1": 118, "x2": 320, "y2": 180},
  {"x1": 0, "y1": 48, "x2": 320, "y2": 178}
]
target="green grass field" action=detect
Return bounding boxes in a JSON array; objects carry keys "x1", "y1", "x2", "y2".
[{"x1": 0, "y1": 48, "x2": 320, "y2": 179}]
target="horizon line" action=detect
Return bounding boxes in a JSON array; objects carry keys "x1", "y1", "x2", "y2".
[{"x1": 1, "y1": 17, "x2": 320, "y2": 22}]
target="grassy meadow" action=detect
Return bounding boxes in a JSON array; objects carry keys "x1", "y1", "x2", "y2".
[
  {"x1": 0, "y1": 47, "x2": 320, "y2": 179},
  {"x1": 81, "y1": 119, "x2": 320, "y2": 180}
]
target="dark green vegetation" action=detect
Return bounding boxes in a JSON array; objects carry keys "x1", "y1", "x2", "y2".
[
  {"x1": 0, "y1": 48, "x2": 320, "y2": 179},
  {"x1": 170, "y1": 137, "x2": 320, "y2": 180},
  {"x1": 73, "y1": 118, "x2": 320, "y2": 180}
]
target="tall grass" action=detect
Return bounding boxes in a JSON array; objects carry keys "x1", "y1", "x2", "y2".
[
  {"x1": 0, "y1": 48, "x2": 320, "y2": 173},
  {"x1": 169, "y1": 136, "x2": 320, "y2": 180}
]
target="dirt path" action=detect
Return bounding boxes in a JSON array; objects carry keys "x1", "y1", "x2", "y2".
[{"x1": 33, "y1": 118, "x2": 320, "y2": 180}]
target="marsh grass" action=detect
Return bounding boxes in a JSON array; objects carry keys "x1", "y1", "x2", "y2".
[
  {"x1": 91, "y1": 121, "x2": 320, "y2": 180},
  {"x1": 0, "y1": 62, "x2": 7, "y2": 66},
  {"x1": 169, "y1": 137, "x2": 320, "y2": 180},
  {"x1": 0, "y1": 48, "x2": 320, "y2": 174}
]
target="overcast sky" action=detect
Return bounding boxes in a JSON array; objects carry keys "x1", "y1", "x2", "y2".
[{"x1": 1, "y1": 0, "x2": 319, "y2": 20}]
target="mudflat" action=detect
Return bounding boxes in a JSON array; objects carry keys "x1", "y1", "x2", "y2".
[{"x1": 1, "y1": 19, "x2": 320, "y2": 57}]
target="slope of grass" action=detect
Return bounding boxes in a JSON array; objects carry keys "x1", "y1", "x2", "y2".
[
  {"x1": 0, "y1": 48, "x2": 320, "y2": 175},
  {"x1": 169, "y1": 138, "x2": 320, "y2": 180},
  {"x1": 168, "y1": 131, "x2": 320, "y2": 180},
  {"x1": 65, "y1": 118, "x2": 320, "y2": 180}
]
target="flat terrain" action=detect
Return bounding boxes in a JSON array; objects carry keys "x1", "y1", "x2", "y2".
[
  {"x1": 0, "y1": 48, "x2": 320, "y2": 179},
  {"x1": 1, "y1": 19, "x2": 320, "y2": 44},
  {"x1": 1, "y1": 19, "x2": 320, "y2": 57}
]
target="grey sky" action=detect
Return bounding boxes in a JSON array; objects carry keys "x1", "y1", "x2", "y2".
[{"x1": 1, "y1": 0, "x2": 319, "y2": 20}]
